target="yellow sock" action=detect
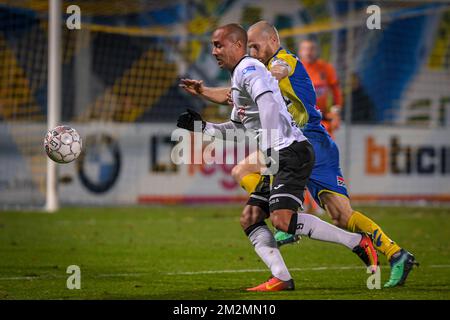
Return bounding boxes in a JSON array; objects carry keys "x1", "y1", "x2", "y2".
[
  {"x1": 347, "y1": 211, "x2": 401, "y2": 261},
  {"x1": 240, "y1": 173, "x2": 262, "y2": 195}
]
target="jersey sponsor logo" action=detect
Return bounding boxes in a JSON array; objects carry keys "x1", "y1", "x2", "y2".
[
  {"x1": 269, "y1": 198, "x2": 280, "y2": 206},
  {"x1": 273, "y1": 184, "x2": 284, "y2": 190},
  {"x1": 242, "y1": 65, "x2": 256, "y2": 74},
  {"x1": 337, "y1": 176, "x2": 346, "y2": 188}
]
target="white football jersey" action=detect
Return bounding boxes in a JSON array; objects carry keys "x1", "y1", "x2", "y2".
[{"x1": 230, "y1": 56, "x2": 306, "y2": 151}]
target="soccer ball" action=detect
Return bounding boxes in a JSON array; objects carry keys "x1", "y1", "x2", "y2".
[{"x1": 44, "y1": 125, "x2": 82, "y2": 164}]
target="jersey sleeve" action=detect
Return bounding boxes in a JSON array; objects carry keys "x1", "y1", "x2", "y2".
[
  {"x1": 203, "y1": 120, "x2": 245, "y2": 141},
  {"x1": 240, "y1": 63, "x2": 273, "y2": 102}
]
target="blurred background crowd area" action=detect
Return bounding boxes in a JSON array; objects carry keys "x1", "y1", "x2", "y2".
[
  {"x1": 0, "y1": 0, "x2": 449, "y2": 127},
  {"x1": 1, "y1": 0, "x2": 449, "y2": 208}
]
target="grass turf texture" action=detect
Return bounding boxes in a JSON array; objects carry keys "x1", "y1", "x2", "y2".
[{"x1": 0, "y1": 206, "x2": 449, "y2": 300}]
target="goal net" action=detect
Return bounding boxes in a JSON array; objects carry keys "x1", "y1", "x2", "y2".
[{"x1": 0, "y1": 0, "x2": 448, "y2": 209}]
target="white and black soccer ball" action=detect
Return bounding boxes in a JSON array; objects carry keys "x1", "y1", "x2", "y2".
[{"x1": 44, "y1": 125, "x2": 82, "y2": 164}]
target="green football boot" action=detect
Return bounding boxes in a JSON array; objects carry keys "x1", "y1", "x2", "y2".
[
  {"x1": 384, "y1": 249, "x2": 419, "y2": 288},
  {"x1": 274, "y1": 229, "x2": 300, "y2": 247}
]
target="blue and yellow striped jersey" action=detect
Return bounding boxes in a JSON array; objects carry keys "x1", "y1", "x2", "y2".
[{"x1": 267, "y1": 47, "x2": 322, "y2": 129}]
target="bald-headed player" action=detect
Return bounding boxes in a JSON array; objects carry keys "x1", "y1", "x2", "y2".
[
  {"x1": 178, "y1": 23, "x2": 378, "y2": 292},
  {"x1": 180, "y1": 21, "x2": 417, "y2": 288}
]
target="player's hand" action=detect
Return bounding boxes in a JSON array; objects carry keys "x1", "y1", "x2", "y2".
[
  {"x1": 176, "y1": 109, "x2": 206, "y2": 132},
  {"x1": 179, "y1": 79, "x2": 204, "y2": 96},
  {"x1": 226, "y1": 90, "x2": 233, "y2": 106}
]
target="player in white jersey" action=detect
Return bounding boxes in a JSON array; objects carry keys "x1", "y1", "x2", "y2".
[
  {"x1": 226, "y1": 56, "x2": 305, "y2": 152},
  {"x1": 177, "y1": 24, "x2": 377, "y2": 291}
]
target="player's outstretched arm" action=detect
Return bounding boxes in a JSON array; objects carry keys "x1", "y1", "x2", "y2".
[
  {"x1": 179, "y1": 78, "x2": 231, "y2": 105},
  {"x1": 176, "y1": 108, "x2": 244, "y2": 141}
]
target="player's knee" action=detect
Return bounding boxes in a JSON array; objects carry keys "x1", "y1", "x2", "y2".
[
  {"x1": 339, "y1": 210, "x2": 352, "y2": 228},
  {"x1": 269, "y1": 210, "x2": 291, "y2": 232},
  {"x1": 327, "y1": 208, "x2": 345, "y2": 228},
  {"x1": 240, "y1": 205, "x2": 265, "y2": 230},
  {"x1": 334, "y1": 203, "x2": 353, "y2": 228},
  {"x1": 327, "y1": 207, "x2": 348, "y2": 228},
  {"x1": 323, "y1": 203, "x2": 340, "y2": 225},
  {"x1": 269, "y1": 214, "x2": 282, "y2": 230},
  {"x1": 322, "y1": 194, "x2": 352, "y2": 228},
  {"x1": 231, "y1": 164, "x2": 245, "y2": 183}
]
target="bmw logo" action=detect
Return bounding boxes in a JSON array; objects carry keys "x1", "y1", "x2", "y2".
[{"x1": 76, "y1": 133, "x2": 121, "y2": 194}]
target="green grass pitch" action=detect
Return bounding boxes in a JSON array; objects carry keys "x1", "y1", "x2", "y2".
[{"x1": 0, "y1": 206, "x2": 449, "y2": 299}]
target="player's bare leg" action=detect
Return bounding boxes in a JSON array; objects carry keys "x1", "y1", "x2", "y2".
[{"x1": 319, "y1": 192, "x2": 419, "y2": 288}]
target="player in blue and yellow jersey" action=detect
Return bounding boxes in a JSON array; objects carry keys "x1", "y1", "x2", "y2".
[
  {"x1": 245, "y1": 21, "x2": 417, "y2": 288},
  {"x1": 180, "y1": 21, "x2": 417, "y2": 288}
]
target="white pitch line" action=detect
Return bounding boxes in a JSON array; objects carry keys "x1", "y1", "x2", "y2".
[
  {"x1": 0, "y1": 265, "x2": 449, "y2": 280},
  {"x1": 0, "y1": 273, "x2": 145, "y2": 281},
  {"x1": 0, "y1": 276, "x2": 40, "y2": 281},
  {"x1": 429, "y1": 265, "x2": 450, "y2": 268},
  {"x1": 165, "y1": 266, "x2": 363, "y2": 275},
  {"x1": 165, "y1": 264, "x2": 450, "y2": 276},
  {"x1": 96, "y1": 273, "x2": 146, "y2": 278}
]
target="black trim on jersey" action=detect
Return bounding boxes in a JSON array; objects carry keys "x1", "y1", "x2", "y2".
[
  {"x1": 254, "y1": 90, "x2": 273, "y2": 103},
  {"x1": 230, "y1": 55, "x2": 253, "y2": 75},
  {"x1": 230, "y1": 119, "x2": 242, "y2": 124}
]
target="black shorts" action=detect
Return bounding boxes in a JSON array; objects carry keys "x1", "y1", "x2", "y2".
[{"x1": 247, "y1": 140, "x2": 315, "y2": 214}]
